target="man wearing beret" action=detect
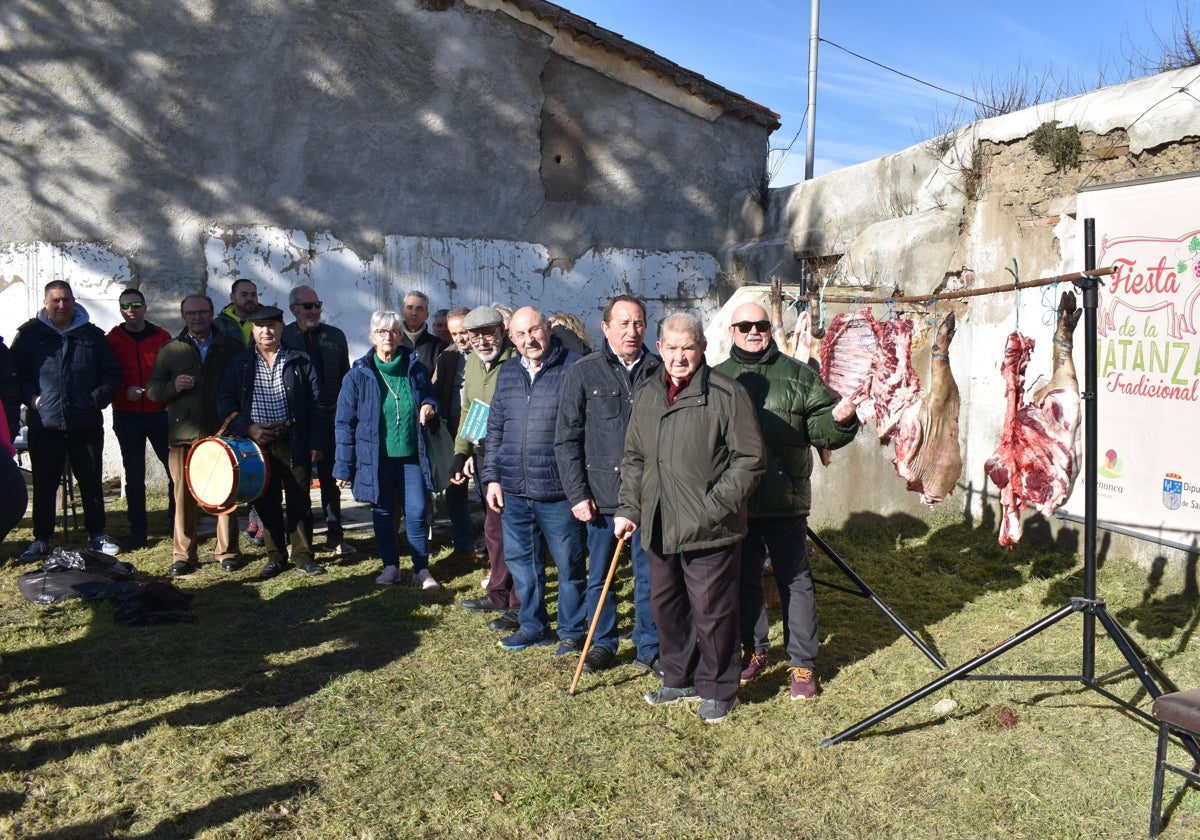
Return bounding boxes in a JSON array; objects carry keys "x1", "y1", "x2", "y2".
[
  {"x1": 217, "y1": 304, "x2": 326, "y2": 579},
  {"x1": 451, "y1": 305, "x2": 520, "y2": 628}
]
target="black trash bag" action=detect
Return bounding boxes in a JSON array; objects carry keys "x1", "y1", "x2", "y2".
[
  {"x1": 17, "y1": 547, "x2": 138, "y2": 605},
  {"x1": 111, "y1": 581, "x2": 195, "y2": 626}
]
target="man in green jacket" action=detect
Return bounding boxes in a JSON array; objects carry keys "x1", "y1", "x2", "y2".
[
  {"x1": 146, "y1": 294, "x2": 246, "y2": 576},
  {"x1": 715, "y1": 301, "x2": 859, "y2": 700},
  {"x1": 615, "y1": 311, "x2": 765, "y2": 724},
  {"x1": 450, "y1": 305, "x2": 520, "y2": 627}
]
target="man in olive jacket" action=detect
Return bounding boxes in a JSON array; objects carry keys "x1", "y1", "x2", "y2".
[
  {"x1": 715, "y1": 302, "x2": 859, "y2": 701},
  {"x1": 146, "y1": 294, "x2": 245, "y2": 575},
  {"x1": 450, "y1": 306, "x2": 520, "y2": 623},
  {"x1": 615, "y1": 311, "x2": 764, "y2": 724}
]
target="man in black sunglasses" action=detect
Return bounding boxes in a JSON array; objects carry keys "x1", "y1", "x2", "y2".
[
  {"x1": 106, "y1": 287, "x2": 174, "y2": 551},
  {"x1": 715, "y1": 301, "x2": 858, "y2": 702},
  {"x1": 283, "y1": 285, "x2": 353, "y2": 556}
]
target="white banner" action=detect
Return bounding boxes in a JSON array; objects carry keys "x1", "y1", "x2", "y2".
[{"x1": 1067, "y1": 172, "x2": 1200, "y2": 549}]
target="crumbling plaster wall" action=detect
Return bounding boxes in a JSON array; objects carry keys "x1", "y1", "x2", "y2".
[
  {"x1": 730, "y1": 66, "x2": 1199, "y2": 566},
  {"x1": 0, "y1": 0, "x2": 770, "y2": 481}
]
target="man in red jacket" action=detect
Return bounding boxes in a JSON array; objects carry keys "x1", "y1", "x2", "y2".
[{"x1": 106, "y1": 288, "x2": 173, "y2": 550}]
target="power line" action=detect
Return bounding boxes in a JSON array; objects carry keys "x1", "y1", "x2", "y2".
[{"x1": 818, "y1": 37, "x2": 990, "y2": 110}]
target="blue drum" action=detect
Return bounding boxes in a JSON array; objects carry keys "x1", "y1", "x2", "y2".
[{"x1": 185, "y1": 436, "x2": 270, "y2": 515}]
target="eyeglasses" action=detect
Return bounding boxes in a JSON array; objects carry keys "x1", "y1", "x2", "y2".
[
  {"x1": 297, "y1": 301, "x2": 323, "y2": 311},
  {"x1": 373, "y1": 328, "x2": 401, "y2": 337},
  {"x1": 182, "y1": 310, "x2": 212, "y2": 318},
  {"x1": 733, "y1": 320, "x2": 771, "y2": 334},
  {"x1": 119, "y1": 301, "x2": 145, "y2": 311}
]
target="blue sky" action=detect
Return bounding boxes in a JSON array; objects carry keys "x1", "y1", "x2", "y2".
[{"x1": 562, "y1": 1, "x2": 1190, "y2": 184}]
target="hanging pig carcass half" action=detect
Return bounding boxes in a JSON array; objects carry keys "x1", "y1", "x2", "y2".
[
  {"x1": 984, "y1": 291, "x2": 1082, "y2": 546},
  {"x1": 891, "y1": 313, "x2": 963, "y2": 506}
]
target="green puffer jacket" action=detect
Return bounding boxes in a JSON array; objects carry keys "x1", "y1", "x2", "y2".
[
  {"x1": 617, "y1": 364, "x2": 765, "y2": 554},
  {"x1": 715, "y1": 342, "x2": 858, "y2": 518},
  {"x1": 146, "y1": 330, "x2": 246, "y2": 446}
]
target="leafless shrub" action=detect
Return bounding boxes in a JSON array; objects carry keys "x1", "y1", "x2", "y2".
[{"x1": 1131, "y1": 1, "x2": 1200, "y2": 72}]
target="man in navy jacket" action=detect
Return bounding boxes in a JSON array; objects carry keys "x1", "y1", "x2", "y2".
[
  {"x1": 218, "y1": 305, "x2": 325, "y2": 580},
  {"x1": 480, "y1": 306, "x2": 586, "y2": 653},
  {"x1": 13, "y1": 281, "x2": 122, "y2": 561}
]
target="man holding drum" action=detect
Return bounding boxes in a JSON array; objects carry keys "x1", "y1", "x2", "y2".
[
  {"x1": 218, "y1": 304, "x2": 326, "y2": 580},
  {"x1": 147, "y1": 294, "x2": 246, "y2": 576}
]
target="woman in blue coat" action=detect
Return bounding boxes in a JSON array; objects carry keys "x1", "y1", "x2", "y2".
[{"x1": 334, "y1": 310, "x2": 440, "y2": 587}]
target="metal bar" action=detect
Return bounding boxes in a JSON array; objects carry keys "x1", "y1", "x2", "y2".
[
  {"x1": 807, "y1": 527, "x2": 946, "y2": 669},
  {"x1": 823, "y1": 602, "x2": 1083, "y2": 746}
]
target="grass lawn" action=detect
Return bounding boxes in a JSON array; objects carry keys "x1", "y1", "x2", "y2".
[{"x1": 1, "y1": 491, "x2": 1198, "y2": 839}]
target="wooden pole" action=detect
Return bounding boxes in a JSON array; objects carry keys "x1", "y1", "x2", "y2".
[{"x1": 568, "y1": 537, "x2": 626, "y2": 696}]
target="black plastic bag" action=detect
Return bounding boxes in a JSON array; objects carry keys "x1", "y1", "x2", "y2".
[{"x1": 17, "y1": 547, "x2": 137, "y2": 605}]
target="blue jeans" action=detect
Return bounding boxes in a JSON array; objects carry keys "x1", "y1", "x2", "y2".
[
  {"x1": 112, "y1": 409, "x2": 172, "y2": 537},
  {"x1": 372, "y1": 456, "x2": 429, "y2": 572},
  {"x1": 586, "y1": 516, "x2": 658, "y2": 659},
  {"x1": 501, "y1": 495, "x2": 587, "y2": 640}
]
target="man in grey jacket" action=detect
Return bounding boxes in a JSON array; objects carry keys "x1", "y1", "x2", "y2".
[{"x1": 615, "y1": 311, "x2": 764, "y2": 724}]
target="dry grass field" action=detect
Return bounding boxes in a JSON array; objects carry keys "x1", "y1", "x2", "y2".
[{"x1": 1, "y1": 490, "x2": 1198, "y2": 839}]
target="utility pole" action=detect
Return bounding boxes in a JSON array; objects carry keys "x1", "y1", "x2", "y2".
[{"x1": 804, "y1": 0, "x2": 819, "y2": 180}]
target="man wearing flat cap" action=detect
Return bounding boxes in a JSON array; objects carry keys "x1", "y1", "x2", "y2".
[
  {"x1": 451, "y1": 305, "x2": 520, "y2": 626},
  {"x1": 218, "y1": 304, "x2": 326, "y2": 579}
]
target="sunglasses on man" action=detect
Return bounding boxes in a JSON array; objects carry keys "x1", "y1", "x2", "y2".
[
  {"x1": 732, "y1": 320, "x2": 771, "y2": 334},
  {"x1": 118, "y1": 301, "x2": 145, "y2": 311},
  {"x1": 296, "y1": 301, "x2": 323, "y2": 311}
]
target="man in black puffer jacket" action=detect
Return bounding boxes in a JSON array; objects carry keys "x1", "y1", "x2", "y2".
[
  {"x1": 13, "y1": 281, "x2": 122, "y2": 562},
  {"x1": 480, "y1": 306, "x2": 585, "y2": 654}
]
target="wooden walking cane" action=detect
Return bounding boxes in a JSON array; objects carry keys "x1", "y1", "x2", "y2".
[{"x1": 568, "y1": 537, "x2": 626, "y2": 696}]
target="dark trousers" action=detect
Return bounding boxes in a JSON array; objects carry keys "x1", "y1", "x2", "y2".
[
  {"x1": 112, "y1": 409, "x2": 173, "y2": 537},
  {"x1": 444, "y1": 479, "x2": 475, "y2": 553},
  {"x1": 0, "y1": 452, "x2": 28, "y2": 544},
  {"x1": 28, "y1": 427, "x2": 106, "y2": 540},
  {"x1": 648, "y1": 541, "x2": 742, "y2": 702},
  {"x1": 483, "y1": 503, "x2": 518, "y2": 609},
  {"x1": 255, "y1": 434, "x2": 314, "y2": 566},
  {"x1": 312, "y1": 439, "x2": 343, "y2": 543},
  {"x1": 740, "y1": 515, "x2": 819, "y2": 668}
]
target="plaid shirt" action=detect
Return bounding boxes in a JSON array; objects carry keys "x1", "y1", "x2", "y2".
[{"x1": 250, "y1": 350, "x2": 290, "y2": 425}]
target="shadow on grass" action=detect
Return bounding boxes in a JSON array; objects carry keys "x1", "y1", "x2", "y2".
[
  {"x1": 19, "y1": 779, "x2": 317, "y2": 840},
  {"x1": 0, "y1": 569, "x2": 434, "y2": 774},
  {"x1": 767, "y1": 481, "x2": 1107, "y2": 685}
]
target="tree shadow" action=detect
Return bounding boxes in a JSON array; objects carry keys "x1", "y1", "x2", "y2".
[
  {"x1": 19, "y1": 779, "x2": 317, "y2": 840},
  {"x1": 0, "y1": 572, "x2": 433, "y2": 773}
]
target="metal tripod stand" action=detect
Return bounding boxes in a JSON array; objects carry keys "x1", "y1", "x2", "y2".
[{"x1": 823, "y1": 220, "x2": 1199, "y2": 761}]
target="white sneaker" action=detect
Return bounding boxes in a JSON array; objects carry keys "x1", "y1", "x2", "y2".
[
  {"x1": 480, "y1": 575, "x2": 491, "y2": 589},
  {"x1": 88, "y1": 534, "x2": 120, "y2": 556},
  {"x1": 413, "y1": 568, "x2": 440, "y2": 590},
  {"x1": 375, "y1": 566, "x2": 401, "y2": 585}
]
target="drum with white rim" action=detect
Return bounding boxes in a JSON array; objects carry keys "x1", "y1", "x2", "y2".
[{"x1": 185, "y1": 436, "x2": 270, "y2": 515}]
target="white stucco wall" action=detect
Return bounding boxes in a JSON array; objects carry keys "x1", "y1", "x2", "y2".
[{"x1": 1, "y1": 232, "x2": 724, "y2": 483}]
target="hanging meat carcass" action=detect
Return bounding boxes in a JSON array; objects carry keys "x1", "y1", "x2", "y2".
[
  {"x1": 870, "y1": 317, "x2": 922, "y2": 445},
  {"x1": 892, "y1": 313, "x2": 963, "y2": 506},
  {"x1": 819, "y1": 308, "x2": 883, "y2": 423},
  {"x1": 984, "y1": 291, "x2": 1082, "y2": 546}
]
